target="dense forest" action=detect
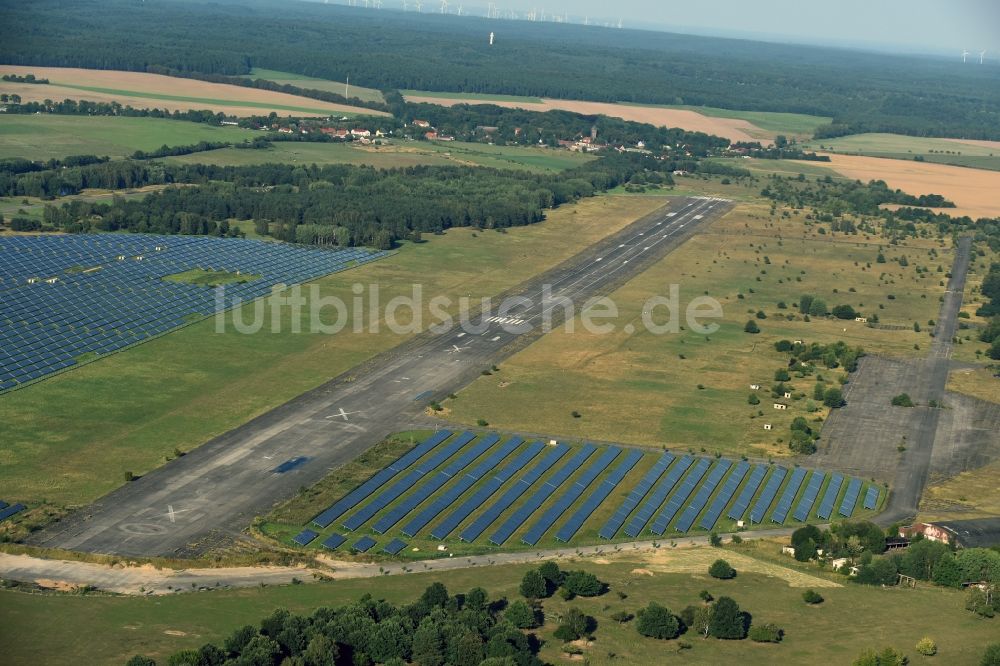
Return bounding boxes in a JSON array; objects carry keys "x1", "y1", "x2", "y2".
[
  {"x1": 29, "y1": 153, "x2": 680, "y2": 248},
  {"x1": 2, "y1": 0, "x2": 999, "y2": 139}
]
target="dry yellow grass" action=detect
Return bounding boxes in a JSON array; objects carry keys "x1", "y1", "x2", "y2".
[
  {"x1": 0, "y1": 65, "x2": 386, "y2": 117},
  {"x1": 815, "y1": 153, "x2": 1000, "y2": 220},
  {"x1": 404, "y1": 95, "x2": 763, "y2": 142},
  {"x1": 625, "y1": 546, "x2": 843, "y2": 588},
  {"x1": 946, "y1": 368, "x2": 1000, "y2": 404},
  {"x1": 921, "y1": 460, "x2": 1000, "y2": 520}
]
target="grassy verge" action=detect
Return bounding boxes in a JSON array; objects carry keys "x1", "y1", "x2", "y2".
[
  {"x1": 163, "y1": 269, "x2": 260, "y2": 287},
  {"x1": 0, "y1": 542, "x2": 988, "y2": 665},
  {"x1": 247, "y1": 68, "x2": 385, "y2": 104}
]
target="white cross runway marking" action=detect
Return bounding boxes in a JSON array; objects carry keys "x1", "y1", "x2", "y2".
[
  {"x1": 168, "y1": 505, "x2": 175, "y2": 523},
  {"x1": 449, "y1": 344, "x2": 469, "y2": 353},
  {"x1": 491, "y1": 336, "x2": 501, "y2": 341},
  {"x1": 667, "y1": 212, "x2": 676, "y2": 217},
  {"x1": 456, "y1": 332, "x2": 466, "y2": 338},
  {"x1": 326, "y1": 407, "x2": 361, "y2": 421}
]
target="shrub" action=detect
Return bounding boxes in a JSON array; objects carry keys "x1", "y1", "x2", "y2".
[
  {"x1": 709, "y1": 559, "x2": 736, "y2": 580},
  {"x1": 748, "y1": 393, "x2": 760, "y2": 405},
  {"x1": 802, "y1": 590, "x2": 824, "y2": 604},
  {"x1": 852, "y1": 647, "x2": 909, "y2": 666},
  {"x1": 519, "y1": 570, "x2": 547, "y2": 599},
  {"x1": 749, "y1": 623, "x2": 783, "y2": 643},
  {"x1": 708, "y1": 596, "x2": 748, "y2": 639},
  {"x1": 635, "y1": 602, "x2": 680, "y2": 640},
  {"x1": 915, "y1": 637, "x2": 937, "y2": 656},
  {"x1": 891, "y1": 393, "x2": 915, "y2": 407},
  {"x1": 983, "y1": 643, "x2": 1000, "y2": 666},
  {"x1": 504, "y1": 600, "x2": 540, "y2": 629},
  {"x1": 744, "y1": 320, "x2": 760, "y2": 334},
  {"x1": 562, "y1": 570, "x2": 604, "y2": 597},
  {"x1": 823, "y1": 387, "x2": 845, "y2": 408}
]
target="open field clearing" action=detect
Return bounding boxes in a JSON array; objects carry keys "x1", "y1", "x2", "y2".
[
  {"x1": 164, "y1": 139, "x2": 595, "y2": 172},
  {"x1": 661, "y1": 105, "x2": 831, "y2": 138},
  {"x1": 947, "y1": 368, "x2": 1000, "y2": 404},
  {"x1": 404, "y1": 94, "x2": 766, "y2": 143},
  {"x1": 446, "y1": 191, "x2": 949, "y2": 457},
  {"x1": 0, "y1": 547, "x2": 988, "y2": 665},
  {"x1": 248, "y1": 68, "x2": 384, "y2": 104},
  {"x1": 0, "y1": 115, "x2": 255, "y2": 160},
  {"x1": 804, "y1": 132, "x2": 1000, "y2": 171},
  {"x1": 705, "y1": 156, "x2": 845, "y2": 180},
  {"x1": 0, "y1": 196, "x2": 665, "y2": 506},
  {"x1": 921, "y1": 459, "x2": 1000, "y2": 520},
  {"x1": 0, "y1": 65, "x2": 387, "y2": 117},
  {"x1": 815, "y1": 153, "x2": 1000, "y2": 219}
]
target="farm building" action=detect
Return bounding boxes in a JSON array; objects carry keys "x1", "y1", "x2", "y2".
[{"x1": 899, "y1": 518, "x2": 1000, "y2": 548}]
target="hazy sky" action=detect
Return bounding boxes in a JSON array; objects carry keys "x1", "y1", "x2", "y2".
[{"x1": 460, "y1": 0, "x2": 1000, "y2": 55}]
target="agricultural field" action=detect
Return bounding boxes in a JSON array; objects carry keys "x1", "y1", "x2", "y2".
[
  {"x1": 817, "y1": 153, "x2": 1000, "y2": 220},
  {"x1": 920, "y1": 459, "x2": 1000, "y2": 521},
  {"x1": 444, "y1": 189, "x2": 950, "y2": 458},
  {"x1": 804, "y1": 132, "x2": 1000, "y2": 171},
  {"x1": 248, "y1": 68, "x2": 385, "y2": 104},
  {"x1": 164, "y1": 139, "x2": 594, "y2": 172},
  {"x1": 0, "y1": 195, "x2": 666, "y2": 507},
  {"x1": 0, "y1": 65, "x2": 387, "y2": 117},
  {"x1": 0, "y1": 543, "x2": 989, "y2": 665},
  {"x1": 661, "y1": 104, "x2": 831, "y2": 138},
  {"x1": 260, "y1": 430, "x2": 883, "y2": 559},
  {"x1": 0, "y1": 115, "x2": 255, "y2": 161}
]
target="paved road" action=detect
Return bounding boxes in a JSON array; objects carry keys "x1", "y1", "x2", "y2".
[
  {"x1": 816, "y1": 236, "x2": 973, "y2": 527},
  {"x1": 31, "y1": 197, "x2": 733, "y2": 557}
]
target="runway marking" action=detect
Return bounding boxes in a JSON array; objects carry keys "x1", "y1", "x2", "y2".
[
  {"x1": 449, "y1": 344, "x2": 469, "y2": 353},
  {"x1": 168, "y1": 505, "x2": 175, "y2": 523},
  {"x1": 491, "y1": 336, "x2": 501, "y2": 341},
  {"x1": 326, "y1": 407, "x2": 361, "y2": 421},
  {"x1": 456, "y1": 332, "x2": 466, "y2": 338},
  {"x1": 595, "y1": 257, "x2": 602, "y2": 262},
  {"x1": 486, "y1": 316, "x2": 526, "y2": 326},
  {"x1": 667, "y1": 212, "x2": 677, "y2": 217}
]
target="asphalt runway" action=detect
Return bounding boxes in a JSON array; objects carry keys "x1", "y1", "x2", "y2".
[{"x1": 32, "y1": 196, "x2": 733, "y2": 556}]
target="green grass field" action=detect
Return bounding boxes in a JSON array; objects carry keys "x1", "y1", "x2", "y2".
[
  {"x1": 0, "y1": 544, "x2": 989, "y2": 665},
  {"x1": 163, "y1": 269, "x2": 260, "y2": 287},
  {"x1": 803, "y1": 133, "x2": 1000, "y2": 171},
  {"x1": 0, "y1": 115, "x2": 255, "y2": 160},
  {"x1": 261, "y1": 431, "x2": 884, "y2": 559},
  {"x1": 248, "y1": 68, "x2": 385, "y2": 104},
  {"x1": 0, "y1": 196, "x2": 665, "y2": 507},
  {"x1": 636, "y1": 103, "x2": 832, "y2": 138},
  {"x1": 164, "y1": 140, "x2": 594, "y2": 172},
  {"x1": 445, "y1": 191, "x2": 950, "y2": 458},
  {"x1": 403, "y1": 89, "x2": 545, "y2": 104},
  {"x1": 704, "y1": 157, "x2": 845, "y2": 180}
]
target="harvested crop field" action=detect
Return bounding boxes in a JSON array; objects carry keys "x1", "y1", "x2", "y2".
[
  {"x1": 404, "y1": 94, "x2": 764, "y2": 142},
  {"x1": 811, "y1": 153, "x2": 1000, "y2": 219},
  {"x1": 0, "y1": 65, "x2": 387, "y2": 117}
]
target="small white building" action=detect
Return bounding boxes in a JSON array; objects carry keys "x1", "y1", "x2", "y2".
[
  {"x1": 773, "y1": 403, "x2": 788, "y2": 410},
  {"x1": 783, "y1": 391, "x2": 792, "y2": 399},
  {"x1": 763, "y1": 423, "x2": 772, "y2": 430},
  {"x1": 750, "y1": 384, "x2": 761, "y2": 390}
]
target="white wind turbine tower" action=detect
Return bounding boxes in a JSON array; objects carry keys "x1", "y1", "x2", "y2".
[
  {"x1": 439, "y1": 0, "x2": 447, "y2": 12},
  {"x1": 980, "y1": 50, "x2": 987, "y2": 64},
  {"x1": 414, "y1": 0, "x2": 422, "y2": 11},
  {"x1": 962, "y1": 49, "x2": 969, "y2": 63},
  {"x1": 456, "y1": 4, "x2": 463, "y2": 15}
]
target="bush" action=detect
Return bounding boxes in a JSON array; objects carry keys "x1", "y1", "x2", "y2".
[
  {"x1": 562, "y1": 570, "x2": 604, "y2": 597},
  {"x1": 709, "y1": 559, "x2": 736, "y2": 580},
  {"x1": 748, "y1": 623, "x2": 783, "y2": 643},
  {"x1": 708, "y1": 596, "x2": 748, "y2": 639},
  {"x1": 983, "y1": 643, "x2": 1000, "y2": 666},
  {"x1": 852, "y1": 647, "x2": 909, "y2": 666},
  {"x1": 823, "y1": 387, "x2": 845, "y2": 408},
  {"x1": 891, "y1": 393, "x2": 915, "y2": 407},
  {"x1": 802, "y1": 589, "x2": 824, "y2": 604},
  {"x1": 519, "y1": 569, "x2": 547, "y2": 599},
  {"x1": 504, "y1": 600, "x2": 540, "y2": 629},
  {"x1": 744, "y1": 320, "x2": 760, "y2": 334},
  {"x1": 832, "y1": 304, "x2": 858, "y2": 319},
  {"x1": 915, "y1": 637, "x2": 937, "y2": 656},
  {"x1": 748, "y1": 393, "x2": 760, "y2": 405},
  {"x1": 635, "y1": 602, "x2": 680, "y2": 639}
]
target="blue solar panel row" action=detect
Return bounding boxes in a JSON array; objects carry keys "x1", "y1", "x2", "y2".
[
  {"x1": 457, "y1": 443, "x2": 570, "y2": 542},
  {"x1": 401, "y1": 436, "x2": 523, "y2": 537},
  {"x1": 726, "y1": 464, "x2": 766, "y2": 521},
  {"x1": 599, "y1": 452, "x2": 674, "y2": 539},
  {"x1": 771, "y1": 467, "x2": 808, "y2": 524},
  {"x1": 342, "y1": 433, "x2": 472, "y2": 530},
  {"x1": 817, "y1": 473, "x2": 845, "y2": 520},
  {"x1": 0, "y1": 501, "x2": 7, "y2": 510},
  {"x1": 749, "y1": 466, "x2": 787, "y2": 524},
  {"x1": 292, "y1": 529, "x2": 319, "y2": 546},
  {"x1": 675, "y1": 460, "x2": 732, "y2": 533},
  {"x1": 383, "y1": 538, "x2": 408, "y2": 555},
  {"x1": 792, "y1": 470, "x2": 827, "y2": 522},
  {"x1": 521, "y1": 446, "x2": 622, "y2": 545},
  {"x1": 371, "y1": 432, "x2": 485, "y2": 534},
  {"x1": 839, "y1": 478, "x2": 863, "y2": 517},
  {"x1": 699, "y1": 460, "x2": 750, "y2": 531},
  {"x1": 0, "y1": 503, "x2": 26, "y2": 521},
  {"x1": 650, "y1": 458, "x2": 713, "y2": 535},
  {"x1": 488, "y1": 444, "x2": 597, "y2": 545},
  {"x1": 863, "y1": 486, "x2": 880, "y2": 510},
  {"x1": 431, "y1": 441, "x2": 548, "y2": 540},
  {"x1": 321, "y1": 534, "x2": 347, "y2": 550},
  {"x1": 557, "y1": 449, "x2": 643, "y2": 543},
  {"x1": 352, "y1": 536, "x2": 377, "y2": 552},
  {"x1": 0, "y1": 234, "x2": 387, "y2": 392},
  {"x1": 312, "y1": 430, "x2": 452, "y2": 527},
  {"x1": 624, "y1": 455, "x2": 693, "y2": 538}
]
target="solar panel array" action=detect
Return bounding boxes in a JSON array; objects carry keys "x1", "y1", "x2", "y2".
[
  {"x1": 699, "y1": 461, "x2": 750, "y2": 531},
  {"x1": 817, "y1": 473, "x2": 845, "y2": 520},
  {"x1": 839, "y1": 477, "x2": 863, "y2": 517},
  {"x1": 726, "y1": 464, "x2": 767, "y2": 521},
  {"x1": 489, "y1": 444, "x2": 597, "y2": 545},
  {"x1": 294, "y1": 432, "x2": 883, "y2": 553},
  {"x1": 771, "y1": 467, "x2": 808, "y2": 524},
  {"x1": 599, "y1": 452, "x2": 673, "y2": 539},
  {"x1": 0, "y1": 503, "x2": 26, "y2": 521},
  {"x1": 650, "y1": 458, "x2": 712, "y2": 535},
  {"x1": 0, "y1": 234, "x2": 386, "y2": 392},
  {"x1": 521, "y1": 446, "x2": 622, "y2": 545},
  {"x1": 863, "y1": 486, "x2": 880, "y2": 510},
  {"x1": 312, "y1": 430, "x2": 452, "y2": 528},
  {"x1": 792, "y1": 470, "x2": 827, "y2": 522},
  {"x1": 558, "y1": 449, "x2": 643, "y2": 542}
]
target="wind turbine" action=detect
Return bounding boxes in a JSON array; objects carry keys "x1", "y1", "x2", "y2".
[
  {"x1": 962, "y1": 49, "x2": 969, "y2": 63},
  {"x1": 414, "y1": 0, "x2": 422, "y2": 11},
  {"x1": 439, "y1": 0, "x2": 447, "y2": 12},
  {"x1": 980, "y1": 50, "x2": 987, "y2": 64},
  {"x1": 456, "y1": 4, "x2": 463, "y2": 15}
]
